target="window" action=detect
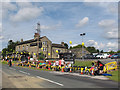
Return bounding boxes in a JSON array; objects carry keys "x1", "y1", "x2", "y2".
[
  {"x1": 43, "y1": 41, "x2": 47, "y2": 45},
  {"x1": 26, "y1": 45, "x2": 28, "y2": 50},
  {"x1": 45, "y1": 48, "x2": 47, "y2": 51},
  {"x1": 23, "y1": 46, "x2": 24, "y2": 50},
  {"x1": 45, "y1": 41, "x2": 47, "y2": 45},
  {"x1": 43, "y1": 42, "x2": 45, "y2": 45},
  {"x1": 43, "y1": 47, "x2": 45, "y2": 51},
  {"x1": 58, "y1": 50, "x2": 60, "y2": 53}
]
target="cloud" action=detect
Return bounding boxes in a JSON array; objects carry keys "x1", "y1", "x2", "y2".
[
  {"x1": 86, "y1": 40, "x2": 99, "y2": 49},
  {"x1": 10, "y1": 7, "x2": 44, "y2": 22},
  {"x1": 106, "y1": 42, "x2": 118, "y2": 51},
  {"x1": 105, "y1": 28, "x2": 118, "y2": 39},
  {"x1": 86, "y1": 40, "x2": 105, "y2": 50},
  {"x1": 76, "y1": 17, "x2": 89, "y2": 27},
  {"x1": 98, "y1": 19, "x2": 115, "y2": 28},
  {"x1": 98, "y1": 19, "x2": 118, "y2": 39},
  {"x1": 2, "y1": 2, "x2": 44, "y2": 22},
  {"x1": 70, "y1": 44, "x2": 78, "y2": 47},
  {"x1": 83, "y1": 1, "x2": 118, "y2": 15},
  {"x1": 86, "y1": 40, "x2": 118, "y2": 51},
  {"x1": 2, "y1": 2, "x2": 17, "y2": 18},
  {"x1": 16, "y1": 2, "x2": 33, "y2": 8},
  {"x1": 41, "y1": 22, "x2": 62, "y2": 30}
]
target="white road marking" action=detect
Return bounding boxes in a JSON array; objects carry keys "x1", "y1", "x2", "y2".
[
  {"x1": 19, "y1": 70, "x2": 30, "y2": 75},
  {"x1": 36, "y1": 76, "x2": 64, "y2": 86},
  {"x1": 19, "y1": 70, "x2": 27, "y2": 74}
]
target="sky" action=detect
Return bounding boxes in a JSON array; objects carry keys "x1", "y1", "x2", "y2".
[{"x1": 0, "y1": 0, "x2": 119, "y2": 52}]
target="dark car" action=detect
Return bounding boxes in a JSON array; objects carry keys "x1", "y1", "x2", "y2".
[
  {"x1": 83, "y1": 54, "x2": 96, "y2": 59},
  {"x1": 111, "y1": 53, "x2": 120, "y2": 59}
]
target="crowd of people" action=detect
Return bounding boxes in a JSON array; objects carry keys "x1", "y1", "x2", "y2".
[
  {"x1": 18, "y1": 58, "x2": 72, "y2": 72},
  {"x1": 91, "y1": 60, "x2": 104, "y2": 75},
  {"x1": 2, "y1": 56, "x2": 105, "y2": 75}
]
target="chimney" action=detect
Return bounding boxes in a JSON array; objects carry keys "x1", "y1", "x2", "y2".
[
  {"x1": 34, "y1": 33, "x2": 40, "y2": 39},
  {"x1": 61, "y1": 42, "x2": 64, "y2": 46},
  {"x1": 21, "y1": 39, "x2": 23, "y2": 42}
]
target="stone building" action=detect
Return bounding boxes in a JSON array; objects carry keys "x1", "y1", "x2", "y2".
[
  {"x1": 68, "y1": 48, "x2": 90, "y2": 59},
  {"x1": 15, "y1": 33, "x2": 67, "y2": 59}
]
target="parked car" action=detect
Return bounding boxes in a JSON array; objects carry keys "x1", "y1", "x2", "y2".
[
  {"x1": 108, "y1": 54, "x2": 113, "y2": 58},
  {"x1": 111, "y1": 53, "x2": 120, "y2": 59},
  {"x1": 103, "y1": 53, "x2": 110, "y2": 58},
  {"x1": 83, "y1": 54, "x2": 96, "y2": 59},
  {"x1": 96, "y1": 54, "x2": 106, "y2": 59}
]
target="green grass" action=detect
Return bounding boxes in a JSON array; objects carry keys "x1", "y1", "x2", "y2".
[
  {"x1": 73, "y1": 60, "x2": 93, "y2": 67},
  {"x1": 12, "y1": 61, "x2": 17, "y2": 64},
  {"x1": 106, "y1": 70, "x2": 119, "y2": 82},
  {"x1": 1, "y1": 61, "x2": 8, "y2": 64}
]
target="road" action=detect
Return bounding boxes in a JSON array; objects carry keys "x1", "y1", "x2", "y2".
[{"x1": 1, "y1": 63, "x2": 118, "y2": 89}]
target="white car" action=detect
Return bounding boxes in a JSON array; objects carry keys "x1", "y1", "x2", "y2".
[
  {"x1": 103, "y1": 53, "x2": 110, "y2": 58},
  {"x1": 96, "y1": 54, "x2": 106, "y2": 59}
]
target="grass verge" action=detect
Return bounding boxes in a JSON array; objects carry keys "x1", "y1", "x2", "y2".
[
  {"x1": 73, "y1": 60, "x2": 93, "y2": 67},
  {"x1": 106, "y1": 70, "x2": 119, "y2": 82}
]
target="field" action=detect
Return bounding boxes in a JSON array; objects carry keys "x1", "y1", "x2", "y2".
[
  {"x1": 106, "y1": 70, "x2": 119, "y2": 82},
  {"x1": 73, "y1": 60, "x2": 93, "y2": 67}
]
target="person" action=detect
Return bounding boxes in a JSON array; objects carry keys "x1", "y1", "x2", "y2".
[
  {"x1": 55, "y1": 60, "x2": 59, "y2": 71},
  {"x1": 61, "y1": 58, "x2": 65, "y2": 67},
  {"x1": 9, "y1": 59, "x2": 12, "y2": 67},
  {"x1": 64, "y1": 64, "x2": 69, "y2": 72},
  {"x1": 97, "y1": 60, "x2": 104, "y2": 74},
  {"x1": 95, "y1": 60, "x2": 104, "y2": 75}
]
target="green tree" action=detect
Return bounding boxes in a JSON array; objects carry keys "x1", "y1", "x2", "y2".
[
  {"x1": 100, "y1": 50, "x2": 104, "y2": 53},
  {"x1": 117, "y1": 50, "x2": 120, "y2": 53},
  {"x1": 2, "y1": 40, "x2": 20, "y2": 57},
  {"x1": 86, "y1": 46, "x2": 97, "y2": 53},
  {"x1": 2, "y1": 48, "x2": 7, "y2": 57},
  {"x1": 69, "y1": 44, "x2": 85, "y2": 49},
  {"x1": 109, "y1": 50, "x2": 115, "y2": 54},
  {"x1": 97, "y1": 49, "x2": 99, "y2": 53},
  {"x1": 38, "y1": 51, "x2": 45, "y2": 60}
]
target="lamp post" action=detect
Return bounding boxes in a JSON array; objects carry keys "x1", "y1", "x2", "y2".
[{"x1": 80, "y1": 33, "x2": 86, "y2": 60}]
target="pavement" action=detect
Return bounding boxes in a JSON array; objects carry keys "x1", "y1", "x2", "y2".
[{"x1": 1, "y1": 63, "x2": 119, "y2": 89}]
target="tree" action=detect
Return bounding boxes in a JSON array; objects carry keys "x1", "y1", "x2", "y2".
[
  {"x1": 117, "y1": 50, "x2": 120, "y2": 53},
  {"x1": 86, "y1": 46, "x2": 97, "y2": 53},
  {"x1": 2, "y1": 48, "x2": 7, "y2": 57},
  {"x1": 97, "y1": 49, "x2": 99, "y2": 53},
  {"x1": 100, "y1": 50, "x2": 104, "y2": 53},
  {"x1": 38, "y1": 51, "x2": 45, "y2": 60},
  {"x1": 2, "y1": 40, "x2": 20, "y2": 57},
  {"x1": 109, "y1": 50, "x2": 115, "y2": 54},
  {"x1": 69, "y1": 44, "x2": 85, "y2": 49}
]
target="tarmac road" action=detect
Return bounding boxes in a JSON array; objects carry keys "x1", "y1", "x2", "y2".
[{"x1": 1, "y1": 64, "x2": 118, "y2": 89}]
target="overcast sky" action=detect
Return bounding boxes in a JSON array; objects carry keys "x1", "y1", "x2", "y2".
[{"x1": 0, "y1": 0, "x2": 119, "y2": 52}]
